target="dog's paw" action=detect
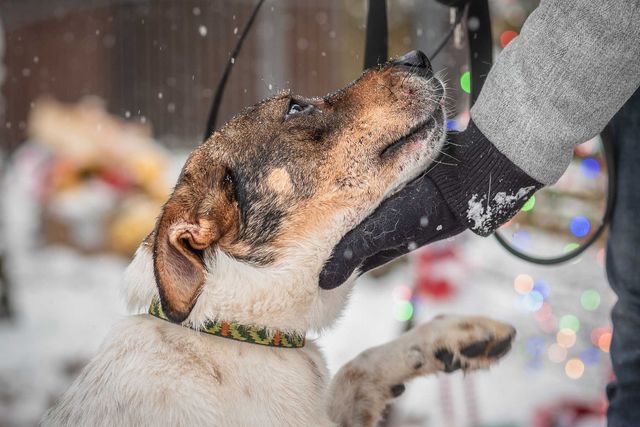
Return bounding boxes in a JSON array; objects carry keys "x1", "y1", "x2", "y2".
[{"x1": 413, "y1": 314, "x2": 516, "y2": 374}]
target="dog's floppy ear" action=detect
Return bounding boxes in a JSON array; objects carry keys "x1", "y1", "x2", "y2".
[{"x1": 153, "y1": 163, "x2": 238, "y2": 322}]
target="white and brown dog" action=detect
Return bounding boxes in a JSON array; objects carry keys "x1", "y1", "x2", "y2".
[{"x1": 43, "y1": 51, "x2": 515, "y2": 427}]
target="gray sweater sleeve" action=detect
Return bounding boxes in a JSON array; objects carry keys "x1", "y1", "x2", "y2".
[{"x1": 471, "y1": 0, "x2": 640, "y2": 185}]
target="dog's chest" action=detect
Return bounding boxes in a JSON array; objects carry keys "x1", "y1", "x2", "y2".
[{"x1": 48, "y1": 316, "x2": 334, "y2": 427}]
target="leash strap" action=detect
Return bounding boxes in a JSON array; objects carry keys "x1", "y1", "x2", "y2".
[
  {"x1": 148, "y1": 298, "x2": 305, "y2": 349},
  {"x1": 363, "y1": 0, "x2": 388, "y2": 70}
]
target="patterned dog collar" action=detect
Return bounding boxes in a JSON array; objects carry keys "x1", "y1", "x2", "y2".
[{"x1": 148, "y1": 298, "x2": 305, "y2": 348}]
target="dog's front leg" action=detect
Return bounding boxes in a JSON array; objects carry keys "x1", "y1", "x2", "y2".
[{"x1": 326, "y1": 314, "x2": 516, "y2": 427}]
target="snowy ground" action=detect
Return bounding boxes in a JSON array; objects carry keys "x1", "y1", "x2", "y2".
[{"x1": 0, "y1": 151, "x2": 612, "y2": 427}]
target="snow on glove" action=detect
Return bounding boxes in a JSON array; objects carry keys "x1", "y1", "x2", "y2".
[{"x1": 319, "y1": 119, "x2": 543, "y2": 290}]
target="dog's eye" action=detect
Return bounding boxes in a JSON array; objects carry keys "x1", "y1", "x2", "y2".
[
  {"x1": 289, "y1": 103, "x2": 304, "y2": 114},
  {"x1": 286, "y1": 100, "x2": 314, "y2": 118},
  {"x1": 222, "y1": 169, "x2": 234, "y2": 189}
]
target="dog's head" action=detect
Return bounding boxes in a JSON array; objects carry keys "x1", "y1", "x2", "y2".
[{"x1": 125, "y1": 50, "x2": 446, "y2": 332}]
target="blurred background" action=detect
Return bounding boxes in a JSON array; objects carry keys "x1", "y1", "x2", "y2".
[{"x1": 0, "y1": 1, "x2": 612, "y2": 426}]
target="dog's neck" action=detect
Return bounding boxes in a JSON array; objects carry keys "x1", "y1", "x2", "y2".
[{"x1": 124, "y1": 245, "x2": 358, "y2": 336}]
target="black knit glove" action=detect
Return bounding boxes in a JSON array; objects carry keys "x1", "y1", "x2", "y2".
[{"x1": 318, "y1": 119, "x2": 543, "y2": 290}]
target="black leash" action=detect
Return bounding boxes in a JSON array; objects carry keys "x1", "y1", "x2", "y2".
[
  {"x1": 363, "y1": 0, "x2": 388, "y2": 69},
  {"x1": 203, "y1": 0, "x2": 265, "y2": 140}
]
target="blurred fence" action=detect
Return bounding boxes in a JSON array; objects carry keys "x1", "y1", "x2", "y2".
[{"x1": 0, "y1": 0, "x2": 455, "y2": 152}]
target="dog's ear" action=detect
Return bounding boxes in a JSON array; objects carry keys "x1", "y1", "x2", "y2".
[{"x1": 153, "y1": 164, "x2": 238, "y2": 322}]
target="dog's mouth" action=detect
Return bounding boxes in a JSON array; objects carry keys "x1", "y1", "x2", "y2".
[{"x1": 380, "y1": 112, "x2": 440, "y2": 159}]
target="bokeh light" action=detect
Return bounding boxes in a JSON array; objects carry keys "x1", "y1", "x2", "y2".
[
  {"x1": 580, "y1": 158, "x2": 601, "y2": 179},
  {"x1": 557, "y1": 328, "x2": 577, "y2": 348},
  {"x1": 514, "y1": 274, "x2": 534, "y2": 294},
  {"x1": 564, "y1": 242, "x2": 580, "y2": 253},
  {"x1": 525, "y1": 337, "x2": 545, "y2": 357},
  {"x1": 512, "y1": 230, "x2": 532, "y2": 250},
  {"x1": 580, "y1": 347, "x2": 601, "y2": 366},
  {"x1": 460, "y1": 71, "x2": 471, "y2": 94},
  {"x1": 533, "y1": 281, "x2": 550, "y2": 299},
  {"x1": 523, "y1": 291, "x2": 544, "y2": 312},
  {"x1": 569, "y1": 216, "x2": 591, "y2": 238},
  {"x1": 534, "y1": 303, "x2": 552, "y2": 322},
  {"x1": 565, "y1": 358, "x2": 585, "y2": 379},
  {"x1": 394, "y1": 301, "x2": 414, "y2": 321},
  {"x1": 597, "y1": 248, "x2": 606, "y2": 267},
  {"x1": 598, "y1": 332, "x2": 612, "y2": 353},
  {"x1": 547, "y1": 343, "x2": 567, "y2": 363},
  {"x1": 591, "y1": 326, "x2": 611, "y2": 346},
  {"x1": 521, "y1": 195, "x2": 536, "y2": 212},
  {"x1": 581, "y1": 289, "x2": 601, "y2": 311},
  {"x1": 538, "y1": 316, "x2": 558, "y2": 334},
  {"x1": 559, "y1": 314, "x2": 580, "y2": 332},
  {"x1": 499, "y1": 30, "x2": 519, "y2": 48},
  {"x1": 393, "y1": 285, "x2": 413, "y2": 302}
]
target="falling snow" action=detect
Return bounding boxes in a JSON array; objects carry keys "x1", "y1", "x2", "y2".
[{"x1": 198, "y1": 25, "x2": 207, "y2": 37}]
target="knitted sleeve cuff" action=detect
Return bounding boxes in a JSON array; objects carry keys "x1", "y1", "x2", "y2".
[{"x1": 428, "y1": 119, "x2": 544, "y2": 236}]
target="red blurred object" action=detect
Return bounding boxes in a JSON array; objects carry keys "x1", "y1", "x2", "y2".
[
  {"x1": 100, "y1": 168, "x2": 135, "y2": 191},
  {"x1": 534, "y1": 399, "x2": 606, "y2": 427},
  {"x1": 499, "y1": 30, "x2": 519, "y2": 48},
  {"x1": 414, "y1": 245, "x2": 457, "y2": 300}
]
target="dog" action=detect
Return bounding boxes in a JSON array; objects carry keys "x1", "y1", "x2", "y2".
[{"x1": 43, "y1": 50, "x2": 515, "y2": 427}]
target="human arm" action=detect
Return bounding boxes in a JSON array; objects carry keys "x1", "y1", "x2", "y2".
[{"x1": 319, "y1": 0, "x2": 640, "y2": 289}]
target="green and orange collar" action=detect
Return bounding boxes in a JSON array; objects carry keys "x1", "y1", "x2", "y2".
[{"x1": 148, "y1": 298, "x2": 305, "y2": 349}]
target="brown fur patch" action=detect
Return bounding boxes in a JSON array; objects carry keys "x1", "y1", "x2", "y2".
[{"x1": 267, "y1": 168, "x2": 293, "y2": 194}]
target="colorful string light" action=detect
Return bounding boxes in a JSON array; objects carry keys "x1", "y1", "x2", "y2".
[
  {"x1": 525, "y1": 337, "x2": 545, "y2": 357},
  {"x1": 590, "y1": 327, "x2": 611, "y2": 346},
  {"x1": 514, "y1": 274, "x2": 534, "y2": 294},
  {"x1": 559, "y1": 314, "x2": 580, "y2": 332},
  {"x1": 392, "y1": 285, "x2": 414, "y2": 321},
  {"x1": 569, "y1": 216, "x2": 591, "y2": 238},
  {"x1": 565, "y1": 358, "x2": 585, "y2": 379},
  {"x1": 523, "y1": 291, "x2": 544, "y2": 312},
  {"x1": 394, "y1": 301, "x2": 414, "y2": 321},
  {"x1": 499, "y1": 30, "x2": 519, "y2": 48},
  {"x1": 580, "y1": 158, "x2": 601, "y2": 179},
  {"x1": 393, "y1": 285, "x2": 412, "y2": 301},
  {"x1": 580, "y1": 347, "x2": 601, "y2": 366},
  {"x1": 597, "y1": 248, "x2": 606, "y2": 267},
  {"x1": 512, "y1": 230, "x2": 532, "y2": 250},
  {"x1": 547, "y1": 343, "x2": 567, "y2": 363},
  {"x1": 563, "y1": 242, "x2": 580, "y2": 253},
  {"x1": 521, "y1": 195, "x2": 536, "y2": 212},
  {"x1": 533, "y1": 281, "x2": 550, "y2": 299},
  {"x1": 580, "y1": 289, "x2": 601, "y2": 311},
  {"x1": 598, "y1": 332, "x2": 612, "y2": 353},
  {"x1": 460, "y1": 71, "x2": 471, "y2": 94},
  {"x1": 557, "y1": 329, "x2": 577, "y2": 348}
]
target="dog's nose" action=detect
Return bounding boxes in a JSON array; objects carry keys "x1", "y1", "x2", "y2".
[{"x1": 391, "y1": 50, "x2": 433, "y2": 77}]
